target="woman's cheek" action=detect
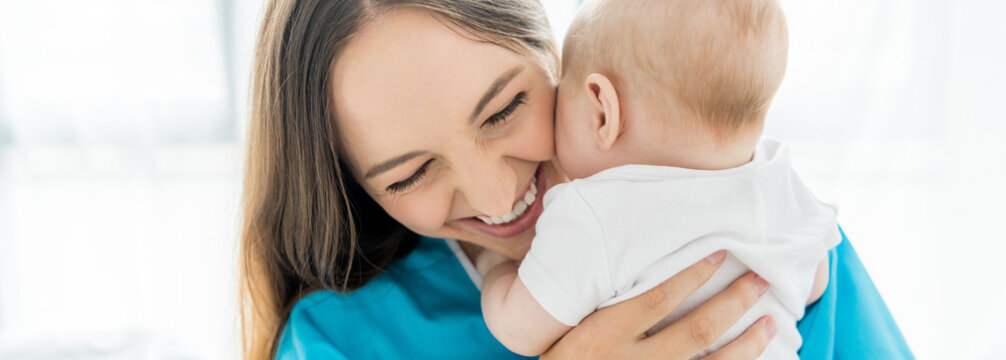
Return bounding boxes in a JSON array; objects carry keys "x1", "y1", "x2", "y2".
[
  {"x1": 524, "y1": 108, "x2": 555, "y2": 159},
  {"x1": 380, "y1": 186, "x2": 453, "y2": 236},
  {"x1": 519, "y1": 87, "x2": 557, "y2": 160}
]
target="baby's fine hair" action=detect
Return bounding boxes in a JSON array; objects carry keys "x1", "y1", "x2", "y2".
[{"x1": 562, "y1": 0, "x2": 789, "y2": 135}]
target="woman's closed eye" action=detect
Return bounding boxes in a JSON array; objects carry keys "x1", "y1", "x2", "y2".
[
  {"x1": 481, "y1": 91, "x2": 527, "y2": 129},
  {"x1": 386, "y1": 159, "x2": 434, "y2": 194},
  {"x1": 384, "y1": 92, "x2": 527, "y2": 194}
]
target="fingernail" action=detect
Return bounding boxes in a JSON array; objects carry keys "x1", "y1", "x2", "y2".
[
  {"x1": 705, "y1": 251, "x2": 726, "y2": 265},
  {"x1": 764, "y1": 317, "x2": 777, "y2": 340},
  {"x1": 753, "y1": 275, "x2": 769, "y2": 297}
]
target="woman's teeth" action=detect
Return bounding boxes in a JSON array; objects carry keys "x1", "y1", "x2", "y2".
[{"x1": 476, "y1": 177, "x2": 538, "y2": 225}]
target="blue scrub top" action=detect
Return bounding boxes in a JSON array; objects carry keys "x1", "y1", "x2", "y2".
[{"x1": 275, "y1": 229, "x2": 913, "y2": 359}]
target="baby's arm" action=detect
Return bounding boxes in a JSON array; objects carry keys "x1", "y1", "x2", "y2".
[
  {"x1": 807, "y1": 259, "x2": 829, "y2": 305},
  {"x1": 481, "y1": 261, "x2": 573, "y2": 356}
]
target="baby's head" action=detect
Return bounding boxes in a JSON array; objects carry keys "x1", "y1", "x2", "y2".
[{"x1": 555, "y1": 0, "x2": 789, "y2": 179}]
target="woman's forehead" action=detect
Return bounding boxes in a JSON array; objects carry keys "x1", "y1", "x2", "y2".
[{"x1": 330, "y1": 7, "x2": 527, "y2": 169}]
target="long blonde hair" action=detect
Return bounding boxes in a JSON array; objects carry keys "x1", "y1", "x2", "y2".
[{"x1": 240, "y1": 1, "x2": 557, "y2": 358}]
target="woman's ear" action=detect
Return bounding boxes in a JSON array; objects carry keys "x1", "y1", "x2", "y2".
[{"x1": 584, "y1": 73, "x2": 622, "y2": 151}]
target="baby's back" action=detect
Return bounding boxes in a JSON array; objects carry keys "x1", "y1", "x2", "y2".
[{"x1": 520, "y1": 139, "x2": 840, "y2": 359}]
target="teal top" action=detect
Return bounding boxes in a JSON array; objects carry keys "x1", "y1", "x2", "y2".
[{"x1": 275, "y1": 229, "x2": 913, "y2": 359}]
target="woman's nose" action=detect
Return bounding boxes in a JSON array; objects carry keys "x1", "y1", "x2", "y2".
[{"x1": 457, "y1": 158, "x2": 517, "y2": 217}]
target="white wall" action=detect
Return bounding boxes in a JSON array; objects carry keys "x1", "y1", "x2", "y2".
[
  {"x1": 0, "y1": 0, "x2": 262, "y2": 359},
  {"x1": 772, "y1": 1, "x2": 1006, "y2": 358}
]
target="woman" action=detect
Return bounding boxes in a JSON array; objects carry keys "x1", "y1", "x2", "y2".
[{"x1": 240, "y1": 0, "x2": 912, "y2": 359}]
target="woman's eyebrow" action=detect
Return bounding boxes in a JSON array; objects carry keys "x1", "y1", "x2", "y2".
[
  {"x1": 364, "y1": 150, "x2": 427, "y2": 179},
  {"x1": 469, "y1": 65, "x2": 525, "y2": 123}
]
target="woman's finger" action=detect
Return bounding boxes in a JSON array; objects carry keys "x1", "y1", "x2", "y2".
[
  {"x1": 580, "y1": 251, "x2": 727, "y2": 339},
  {"x1": 644, "y1": 272, "x2": 768, "y2": 354},
  {"x1": 699, "y1": 316, "x2": 776, "y2": 360}
]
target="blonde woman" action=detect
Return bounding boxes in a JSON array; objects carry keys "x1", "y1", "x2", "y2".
[{"x1": 240, "y1": 1, "x2": 911, "y2": 359}]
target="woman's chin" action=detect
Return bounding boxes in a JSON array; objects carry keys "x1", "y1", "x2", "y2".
[{"x1": 475, "y1": 227, "x2": 534, "y2": 260}]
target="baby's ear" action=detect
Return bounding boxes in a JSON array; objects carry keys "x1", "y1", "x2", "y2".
[{"x1": 584, "y1": 73, "x2": 622, "y2": 151}]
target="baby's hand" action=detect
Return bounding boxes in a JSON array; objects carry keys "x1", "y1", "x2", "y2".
[{"x1": 475, "y1": 249, "x2": 512, "y2": 277}]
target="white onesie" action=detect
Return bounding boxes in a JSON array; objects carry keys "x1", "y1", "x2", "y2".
[{"x1": 517, "y1": 138, "x2": 841, "y2": 359}]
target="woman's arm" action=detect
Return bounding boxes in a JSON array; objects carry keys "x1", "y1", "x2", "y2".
[
  {"x1": 541, "y1": 251, "x2": 775, "y2": 359},
  {"x1": 808, "y1": 259, "x2": 829, "y2": 305},
  {"x1": 481, "y1": 261, "x2": 572, "y2": 356}
]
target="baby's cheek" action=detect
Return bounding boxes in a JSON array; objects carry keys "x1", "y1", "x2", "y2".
[
  {"x1": 556, "y1": 144, "x2": 585, "y2": 180},
  {"x1": 554, "y1": 116, "x2": 592, "y2": 179}
]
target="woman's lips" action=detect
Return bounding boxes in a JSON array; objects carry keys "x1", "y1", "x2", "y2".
[{"x1": 457, "y1": 164, "x2": 547, "y2": 239}]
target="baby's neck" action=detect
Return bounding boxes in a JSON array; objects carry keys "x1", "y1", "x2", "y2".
[
  {"x1": 621, "y1": 124, "x2": 761, "y2": 171},
  {"x1": 660, "y1": 141, "x2": 755, "y2": 171}
]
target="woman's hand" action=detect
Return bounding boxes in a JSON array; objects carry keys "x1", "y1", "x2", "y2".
[{"x1": 540, "y1": 251, "x2": 776, "y2": 360}]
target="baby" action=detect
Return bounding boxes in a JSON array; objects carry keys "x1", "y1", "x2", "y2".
[{"x1": 478, "y1": 0, "x2": 840, "y2": 358}]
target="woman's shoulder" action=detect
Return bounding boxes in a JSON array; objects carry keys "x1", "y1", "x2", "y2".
[
  {"x1": 278, "y1": 235, "x2": 461, "y2": 325},
  {"x1": 797, "y1": 228, "x2": 914, "y2": 359},
  {"x1": 286, "y1": 237, "x2": 459, "y2": 311},
  {"x1": 275, "y1": 237, "x2": 524, "y2": 359}
]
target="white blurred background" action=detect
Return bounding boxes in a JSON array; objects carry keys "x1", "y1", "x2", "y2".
[{"x1": 0, "y1": 0, "x2": 1003, "y2": 359}]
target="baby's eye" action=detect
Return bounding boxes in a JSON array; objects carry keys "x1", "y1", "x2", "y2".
[{"x1": 482, "y1": 92, "x2": 527, "y2": 129}]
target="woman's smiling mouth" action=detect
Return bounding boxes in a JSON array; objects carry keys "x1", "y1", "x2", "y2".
[
  {"x1": 458, "y1": 163, "x2": 547, "y2": 238},
  {"x1": 476, "y1": 175, "x2": 537, "y2": 225}
]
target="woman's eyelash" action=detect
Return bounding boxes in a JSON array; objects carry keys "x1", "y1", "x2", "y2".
[
  {"x1": 482, "y1": 92, "x2": 527, "y2": 129},
  {"x1": 385, "y1": 93, "x2": 527, "y2": 194},
  {"x1": 386, "y1": 159, "x2": 433, "y2": 194}
]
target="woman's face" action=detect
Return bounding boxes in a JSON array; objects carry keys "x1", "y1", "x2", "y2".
[{"x1": 331, "y1": 7, "x2": 564, "y2": 260}]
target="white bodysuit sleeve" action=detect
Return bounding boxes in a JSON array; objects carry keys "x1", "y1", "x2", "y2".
[{"x1": 518, "y1": 183, "x2": 614, "y2": 326}]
